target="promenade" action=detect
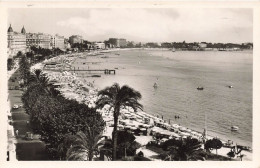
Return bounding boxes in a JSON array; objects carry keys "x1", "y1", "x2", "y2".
[{"x1": 8, "y1": 69, "x2": 49, "y2": 160}]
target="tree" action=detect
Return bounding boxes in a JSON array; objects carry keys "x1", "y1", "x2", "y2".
[
  {"x1": 26, "y1": 52, "x2": 34, "y2": 64},
  {"x1": 163, "y1": 137, "x2": 202, "y2": 161},
  {"x1": 15, "y1": 51, "x2": 23, "y2": 58},
  {"x1": 65, "y1": 126, "x2": 104, "y2": 161},
  {"x1": 96, "y1": 83, "x2": 143, "y2": 160},
  {"x1": 7, "y1": 58, "x2": 13, "y2": 71},
  {"x1": 22, "y1": 69, "x2": 105, "y2": 159},
  {"x1": 19, "y1": 55, "x2": 30, "y2": 86},
  {"x1": 204, "y1": 138, "x2": 223, "y2": 155},
  {"x1": 117, "y1": 130, "x2": 140, "y2": 158},
  {"x1": 227, "y1": 150, "x2": 235, "y2": 160},
  {"x1": 99, "y1": 138, "x2": 113, "y2": 160}
]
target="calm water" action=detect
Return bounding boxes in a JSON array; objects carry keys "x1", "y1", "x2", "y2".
[{"x1": 73, "y1": 49, "x2": 252, "y2": 147}]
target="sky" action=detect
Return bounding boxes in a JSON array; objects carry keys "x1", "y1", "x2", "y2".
[{"x1": 8, "y1": 8, "x2": 253, "y2": 43}]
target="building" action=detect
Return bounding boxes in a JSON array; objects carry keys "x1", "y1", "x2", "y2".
[
  {"x1": 26, "y1": 33, "x2": 52, "y2": 49},
  {"x1": 69, "y1": 35, "x2": 83, "y2": 44},
  {"x1": 94, "y1": 42, "x2": 105, "y2": 49},
  {"x1": 51, "y1": 34, "x2": 65, "y2": 50},
  {"x1": 7, "y1": 24, "x2": 27, "y2": 56}
]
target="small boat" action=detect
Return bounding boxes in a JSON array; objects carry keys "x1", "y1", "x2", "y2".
[
  {"x1": 91, "y1": 75, "x2": 101, "y2": 78},
  {"x1": 101, "y1": 56, "x2": 109, "y2": 58},
  {"x1": 172, "y1": 47, "x2": 176, "y2": 52},
  {"x1": 231, "y1": 126, "x2": 239, "y2": 131},
  {"x1": 153, "y1": 82, "x2": 158, "y2": 88},
  {"x1": 197, "y1": 87, "x2": 204, "y2": 90},
  {"x1": 13, "y1": 104, "x2": 19, "y2": 109},
  {"x1": 228, "y1": 85, "x2": 233, "y2": 88}
]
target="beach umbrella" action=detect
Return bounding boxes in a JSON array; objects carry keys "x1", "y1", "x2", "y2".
[
  {"x1": 130, "y1": 127, "x2": 137, "y2": 130},
  {"x1": 141, "y1": 124, "x2": 150, "y2": 128},
  {"x1": 125, "y1": 125, "x2": 131, "y2": 129},
  {"x1": 182, "y1": 136, "x2": 187, "y2": 139},
  {"x1": 171, "y1": 124, "x2": 180, "y2": 128},
  {"x1": 186, "y1": 129, "x2": 192, "y2": 133},
  {"x1": 179, "y1": 127, "x2": 187, "y2": 132}
]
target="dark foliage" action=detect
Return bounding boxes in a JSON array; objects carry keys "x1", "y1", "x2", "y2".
[
  {"x1": 204, "y1": 138, "x2": 223, "y2": 154},
  {"x1": 20, "y1": 65, "x2": 105, "y2": 160},
  {"x1": 7, "y1": 58, "x2": 14, "y2": 71},
  {"x1": 162, "y1": 137, "x2": 202, "y2": 161}
]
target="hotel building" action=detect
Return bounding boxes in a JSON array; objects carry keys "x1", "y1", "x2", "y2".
[
  {"x1": 26, "y1": 33, "x2": 52, "y2": 49},
  {"x1": 51, "y1": 34, "x2": 65, "y2": 50},
  {"x1": 7, "y1": 25, "x2": 27, "y2": 56}
]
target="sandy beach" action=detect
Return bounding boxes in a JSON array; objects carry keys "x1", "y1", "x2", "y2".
[{"x1": 28, "y1": 49, "x2": 252, "y2": 161}]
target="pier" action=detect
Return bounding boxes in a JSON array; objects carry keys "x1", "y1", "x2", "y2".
[{"x1": 71, "y1": 68, "x2": 116, "y2": 74}]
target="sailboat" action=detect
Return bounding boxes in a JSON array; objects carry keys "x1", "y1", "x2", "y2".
[
  {"x1": 231, "y1": 126, "x2": 239, "y2": 131},
  {"x1": 153, "y1": 82, "x2": 158, "y2": 88},
  {"x1": 172, "y1": 47, "x2": 176, "y2": 52}
]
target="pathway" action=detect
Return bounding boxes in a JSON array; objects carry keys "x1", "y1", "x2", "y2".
[{"x1": 8, "y1": 69, "x2": 49, "y2": 160}]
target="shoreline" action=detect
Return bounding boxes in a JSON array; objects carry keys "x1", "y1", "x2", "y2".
[{"x1": 31, "y1": 49, "x2": 252, "y2": 161}]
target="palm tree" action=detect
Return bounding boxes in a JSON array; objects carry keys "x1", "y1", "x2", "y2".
[
  {"x1": 99, "y1": 138, "x2": 113, "y2": 160},
  {"x1": 164, "y1": 137, "x2": 202, "y2": 161},
  {"x1": 28, "y1": 69, "x2": 60, "y2": 97},
  {"x1": 66, "y1": 126, "x2": 103, "y2": 161},
  {"x1": 96, "y1": 83, "x2": 143, "y2": 160}
]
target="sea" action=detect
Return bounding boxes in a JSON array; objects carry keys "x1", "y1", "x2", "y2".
[{"x1": 72, "y1": 49, "x2": 252, "y2": 147}]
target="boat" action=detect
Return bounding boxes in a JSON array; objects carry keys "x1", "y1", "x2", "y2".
[
  {"x1": 153, "y1": 82, "x2": 158, "y2": 88},
  {"x1": 13, "y1": 104, "x2": 19, "y2": 109},
  {"x1": 197, "y1": 87, "x2": 204, "y2": 90},
  {"x1": 172, "y1": 47, "x2": 176, "y2": 52},
  {"x1": 228, "y1": 85, "x2": 233, "y2": 88},
  {"x1": 91, "y1": 75, "x2": 101, "y2": 78},
  {"x1": 231, "y1": 126, "x2": 239, "y2": 131},
  {"x1": 101, "y1": 56, "x2": 109, "y2": 58}
]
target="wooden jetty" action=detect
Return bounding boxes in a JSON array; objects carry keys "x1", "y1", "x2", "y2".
[{"x1": 70, "y1": 68, "x2": 116, "y2": 74}]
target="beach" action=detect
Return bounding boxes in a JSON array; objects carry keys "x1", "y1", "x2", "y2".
[{"x1": 29, "y1": 48, "x2": 252, "y2": 161}]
